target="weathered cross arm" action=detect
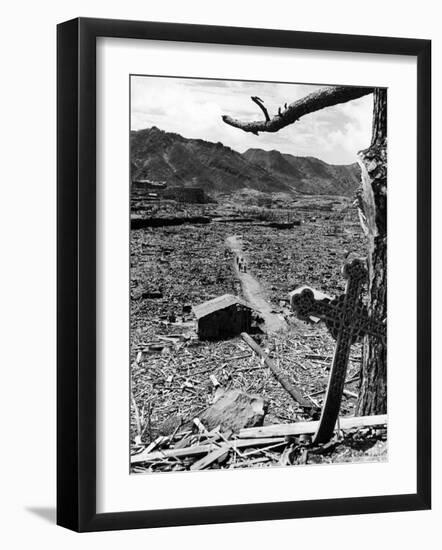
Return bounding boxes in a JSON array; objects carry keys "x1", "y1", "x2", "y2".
[
  {"x1": 290, "y1": 258, "x2": 387, "y2": 444},
  {"x1": 291, "y1": 287, "x2": 386, "y2": 341},
  {"x1": 222, "y1": 86, "x2": 373, "y2": 135}
]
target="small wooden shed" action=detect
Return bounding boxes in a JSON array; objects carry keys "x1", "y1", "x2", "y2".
[{"x1": 193, "y1": 294, "x2": 254, "y2": 340}]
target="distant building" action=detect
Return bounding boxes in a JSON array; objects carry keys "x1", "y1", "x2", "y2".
[
  {"x1": 132, "y1": 179, "x2": 167, "y2": 190},
  {"x1": 193, "y1": 294, "x2": 255, "y2": 340},
  {"x1": 162, "y1": 186, "x2": 209, "y2": 204},
  {"x1": 131, "y1": 180, "x2": 215, "y2": 204}
]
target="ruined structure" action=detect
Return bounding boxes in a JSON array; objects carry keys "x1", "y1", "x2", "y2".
[
  {"x1": 162, "y1": 186, "x2": 210, "y2": 204},
  {"x1": 193, "y1": 294, "x2": 255, "y2": 340},
  {"x1": 132, "y1": 179, "x2": 167, "y2": 191}
]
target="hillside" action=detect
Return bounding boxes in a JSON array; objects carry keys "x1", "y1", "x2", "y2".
[
  {"x1": 131, "y1": 127, "x2": 291, "y2": 195},
  {"x1": 243, "y1": 148, "x2": 361, "y2": 196},
  {"x1": 131, "y1": 126, "x2": 360, "y2": 196}
]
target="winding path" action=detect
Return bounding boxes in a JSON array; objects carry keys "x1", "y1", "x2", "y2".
[{"x1": 226, "y1": 235, "x2": 287, "y2": 334}]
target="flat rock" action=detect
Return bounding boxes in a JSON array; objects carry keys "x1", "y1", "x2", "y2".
[
  {"x1": 158, "y1": 413, "x2": 183, "y2": 436},
  {"x1": 199, "y1": 390, "x2": 267, "y2": 433}
]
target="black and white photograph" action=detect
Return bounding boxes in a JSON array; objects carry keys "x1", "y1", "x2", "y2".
[
  {"x1": 0, "y1": 0, "x2": 434, "y2": 541},
  {"x1": 129, "y1": 76, "x2": 388, "y2": 473}
]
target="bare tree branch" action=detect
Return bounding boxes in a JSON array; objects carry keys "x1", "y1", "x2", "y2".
[
  {"x1": 251, "y1": 96, "x2": 270, "y2": 122},
  {"x1": 222, "y1": 86, "x2": 373, "y2": 135}
]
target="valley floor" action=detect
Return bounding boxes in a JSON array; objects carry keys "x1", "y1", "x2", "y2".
[{"x1": 130, "y1": 195, "x2": 387, "y2": 472}]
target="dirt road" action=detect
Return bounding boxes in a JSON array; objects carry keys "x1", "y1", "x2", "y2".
[{"x1": 226, "y1": 235, "x2": 287, "y2": 334}]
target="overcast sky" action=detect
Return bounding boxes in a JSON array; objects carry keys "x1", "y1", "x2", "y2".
[{"x1": 131, "y1": 76, "x2": 373, "y2": 165}]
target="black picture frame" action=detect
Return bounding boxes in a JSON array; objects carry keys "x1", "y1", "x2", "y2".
[{"x1": 57, "y1": 17, "x2": 431, "y2": 532}]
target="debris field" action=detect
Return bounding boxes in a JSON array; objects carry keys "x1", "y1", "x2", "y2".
[{"x1": 130, "y1": 194, "x2": 387, "y2": 472}]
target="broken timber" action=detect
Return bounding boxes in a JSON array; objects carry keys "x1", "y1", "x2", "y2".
[
  {"x1": 131, "y1": 436, "x2": 285, "y2": 464},
  {"x1": 240, "y1": 332, "x2": 314, "y2": 410},
  {"x1": 238, "y1": 414, "x2": 387, "y2": 439},
  {"x1": 190, "y1": 446, "x2": 230, "y2": 471},
  {"x1": 131, "y1": 415, "x2": 387, "y2": 466}
]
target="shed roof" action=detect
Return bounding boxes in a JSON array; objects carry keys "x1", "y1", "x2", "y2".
[{"x1": 193, "y1": 294, "x2": 253, "y2": 319}]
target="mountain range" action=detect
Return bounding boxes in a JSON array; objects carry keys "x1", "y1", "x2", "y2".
[{"x1": 131, "y1": 126, "x2": 361, "y2": 196}]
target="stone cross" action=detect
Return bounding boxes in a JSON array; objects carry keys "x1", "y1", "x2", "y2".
[{"x1": 290, "y1": 258, "x2": 386, "y2": 444}]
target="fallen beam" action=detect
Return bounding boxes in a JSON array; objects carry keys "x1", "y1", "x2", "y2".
[
  {"x1": 131, "y1": 436, "x2": 285, "y2": 464},
  {"x1": 238, "y1": 414, "x2": 387, "y2": 439},
  {"x1": 190, "y1": 446, "x2": 230, "y2": 471},
  {"x1": 307, "y1": 374, "x2": 360, "y2": 398},
  {"x1": 241, "y1": 332, "x2": 314, "y2": 409}
]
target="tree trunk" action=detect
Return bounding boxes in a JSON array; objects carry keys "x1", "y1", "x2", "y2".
[{"x1": 356, "y1": 89, "x2": 387, "y2": 415}]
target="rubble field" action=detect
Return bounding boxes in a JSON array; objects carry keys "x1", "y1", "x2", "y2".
[{"x1": 130, "y1": 194, "x2": 387, "y2": 472}]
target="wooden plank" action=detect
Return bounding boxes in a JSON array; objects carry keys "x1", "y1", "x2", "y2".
[
  {"x1": 342, "y1": 389, "x2": 358, "y2": 399},
  {"x1": 131, "y1": 436, "x2": 285, "y2": 464},
  {"x1": 190, "y1": 446, "x2": 230, "y2": 471},
  {"x1": 307, "y1": 374, "x2": 360, "y2": 398},
  {"x1": 240, "y1": 332, "x2": 313, "y2": 409},
  {"x1": 238, "y1": 414, "x2": 387, "y2": 439}
]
